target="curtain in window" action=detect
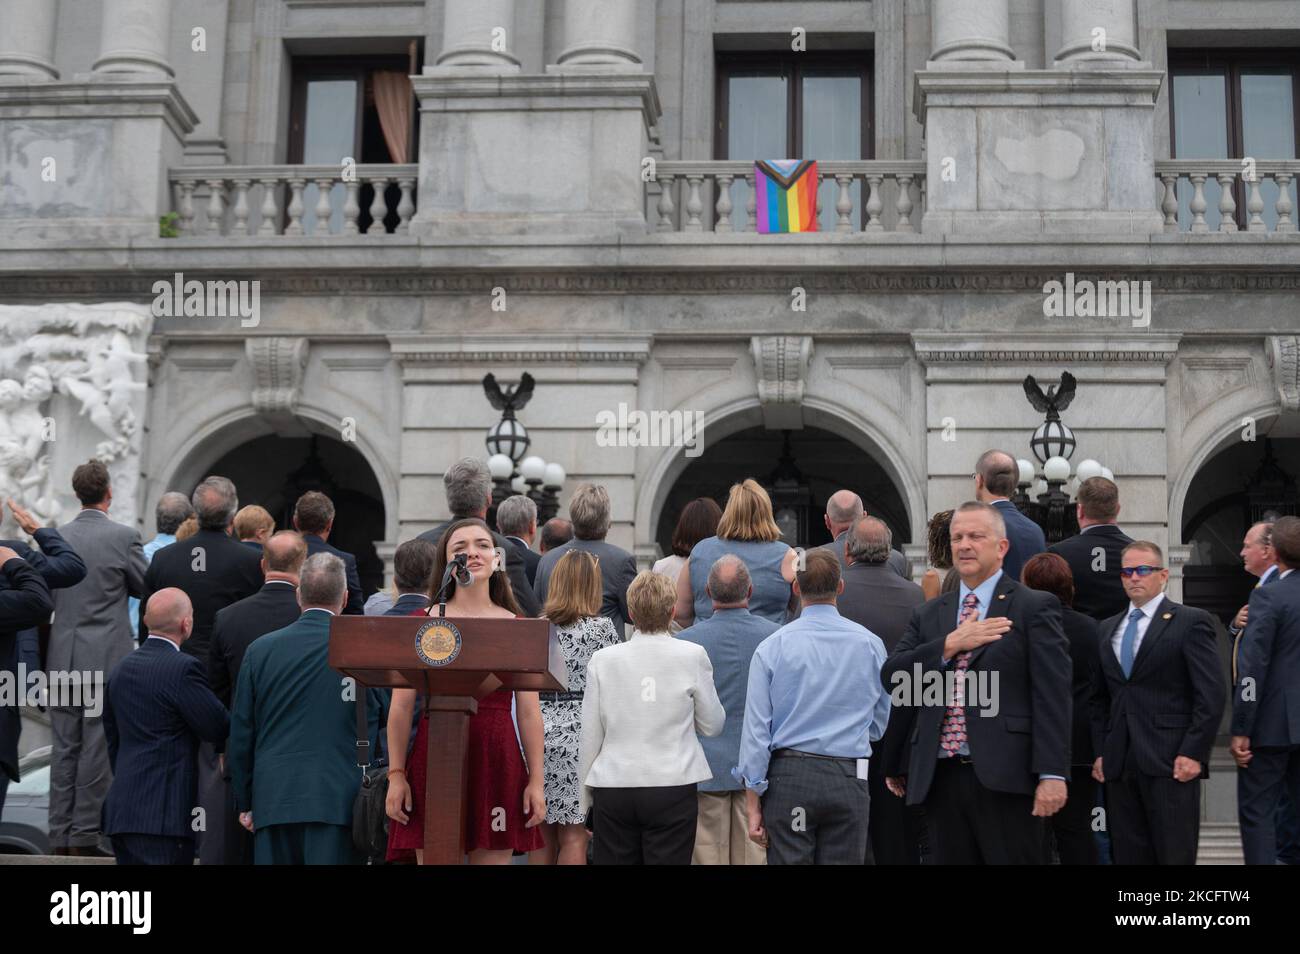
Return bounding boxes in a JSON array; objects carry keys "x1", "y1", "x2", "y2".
[{"x1": 373, "y1": 70, "x2": 412, "y2": 163}]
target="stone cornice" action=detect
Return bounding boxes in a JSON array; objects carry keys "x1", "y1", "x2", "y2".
[
  {"x1": 412, "y1": 70, "x2": 661, "y2": 126},
  {"x1": 387, "y1": 333, "x2": 652, "y2": 367},
  {"x1": 912, "y1": 332, "x2": 1182, "y2": 365},
  {"x1": 5, "y1": 268, "x2": 1300, "y2": 299},
  {"x1": 0, "y1": 79, "x2": 199, "y2": 138}
]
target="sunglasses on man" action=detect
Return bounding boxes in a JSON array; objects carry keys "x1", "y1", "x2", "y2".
[{"x1": 1119, "y1": 565, "x2": 1163, "y2": 578}]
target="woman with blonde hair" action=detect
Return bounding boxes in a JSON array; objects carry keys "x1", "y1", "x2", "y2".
[
  {"x1": 385, "y1": 518, "x2": 546, "y2": 864},
  {"x1": 529, "y1": 549, "x2": 622, "y2": 865},
  {"x1": 674, "y1": 478, "x2": 797, "y2": 626}
]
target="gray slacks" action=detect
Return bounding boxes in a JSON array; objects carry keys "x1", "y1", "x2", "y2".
[
  {"x1": 761, "y1": 751, "x2": 870, "y2": 865},
  {"x1": 49, "y1": 706, "x2": 111, "y2": 848}
]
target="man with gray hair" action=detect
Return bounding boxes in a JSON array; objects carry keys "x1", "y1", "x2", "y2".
[
  {"x1": 229, "y1": 552, "x2": 383, "y2": 864},
  {"x1": 817, "y1": 489, "x2": 910, "y2": 579},
  {"x1": 416, "y1": 457, "x2": 539, "y2": 616},
  {"x1": 533, "y1": 482, "x2": 638, "y2": 635},
  {"x1": 496, "y1": 494, "x2": 541, "y2": 586},
  {"x1": 138, "y1": 475, "x2": 262, "y2": 864},
  {"x1": 129, "y1": 491, "x2": 194, "y2": 632},
  {"x1": 677, "y1": 555, "x2": 780, "y2": 864},
  {"x1": 837, "y1": 515, "x2": 926, "y2": 865}
]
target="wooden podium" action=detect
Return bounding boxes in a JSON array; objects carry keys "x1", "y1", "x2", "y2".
[{"x1": 328, "y1": 614, "x2": 565, "y2": 864}]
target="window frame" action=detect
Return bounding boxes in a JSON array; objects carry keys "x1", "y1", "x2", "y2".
[
  {"x1": 288, "y1": 54, "x2": 418, "y2": 165},
  {"x1": 714, "y1": 50, "x2": 874, "y2": 162}
]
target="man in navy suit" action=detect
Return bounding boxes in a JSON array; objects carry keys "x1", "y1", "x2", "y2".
[
  {"x1": 376, "y1": 539, "x2": 435, "y2": 618},
  {"x1": 496, "y1": 494, "x2": 542, "y2": 587},
  {"x1": 0, "y1": 498, "x2": 85, "y2": 817},
  {"x1": 292, "y1": 491, "x2": 365, "y2": 615},
  {"x1": 1232, "y1": 516, "x2": 1300, "y2": 865},
  {"x1": 103, "y1": 588, "x2": 229, "y2": 865},
  {"x1": 230, "y1": 553, "x2": 382, "y2": 864},
  {"x1": 0, "y1": 541, "x2": 55, "y2": 817},
  {"x1": 1048, "y1": 477, "x2": 1133, "y2": 622},
  {"x1": 974, "y1": 449, "x2": 1046, "y2": 583}
]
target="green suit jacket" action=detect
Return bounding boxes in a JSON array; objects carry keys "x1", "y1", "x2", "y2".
[{"x1": 230, "y1": 609, "x2": 381, "y2": 827}]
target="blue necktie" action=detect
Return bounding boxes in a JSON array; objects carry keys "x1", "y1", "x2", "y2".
[{"x1": 1119, "y1": 608, "x2": 1143, "y2": 678}]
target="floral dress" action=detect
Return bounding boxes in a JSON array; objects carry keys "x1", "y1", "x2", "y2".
[{"x1": 541, "y1": 614, "x2": 621, "y2": 825}]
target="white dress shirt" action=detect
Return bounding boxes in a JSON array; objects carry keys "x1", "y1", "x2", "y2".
[
  {"x1": 578, "y1": 629, "x2": 726, "y2": 814},
  {"x1": 144, "y1": 635, "x2": 181, "y2": 652},
  {"x1": 1110, "y1": 593, "x2": 1165, "y2": 662}
]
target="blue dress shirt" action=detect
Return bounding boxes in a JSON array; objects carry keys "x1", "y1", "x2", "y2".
[
  {"x1": 733, "y1": 603, "x2": 890, "y2": 795},
  {"x1": 128, "y1": 533, "x2": 176, "y2": 632}
]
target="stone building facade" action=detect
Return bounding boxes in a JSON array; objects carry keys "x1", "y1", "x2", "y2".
[{"x1": 3, "y1": 0, "x2": 1300, "y2": 841}]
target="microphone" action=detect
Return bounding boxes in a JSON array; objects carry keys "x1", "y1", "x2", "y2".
[{"x1": 451, "y1": 552, "x2": 474, "y2": 587}]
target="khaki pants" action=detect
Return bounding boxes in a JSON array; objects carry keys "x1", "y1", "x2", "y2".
[{"x1": 692, "y1": 790, "x2": 766, "y2": 865}]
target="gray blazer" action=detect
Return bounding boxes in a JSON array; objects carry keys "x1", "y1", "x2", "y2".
[
  {"x1": 819, "y1": 531, "x2": 911, "y2": 580},
  {"x1": 835, "y1": 562, "x2": 926, "y2": 654},
  {"x1": 534, "y1": 538, "x2": 638, "y2": 635},
  {"x1": 48, "y1": 509, "x2": 147, "y2": 674}
]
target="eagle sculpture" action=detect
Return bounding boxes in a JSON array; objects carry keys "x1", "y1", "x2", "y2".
[
  {"x1": 482, "y1": 372, "x2": 536, "y2": 416},
  {"x1": 1023, "y1": 371, "x2": 1077, "y2": 417}
]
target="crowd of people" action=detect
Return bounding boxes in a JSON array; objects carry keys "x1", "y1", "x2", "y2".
[{"x1": 0, "y1": 448, "x2": 1296, "y2": 866}]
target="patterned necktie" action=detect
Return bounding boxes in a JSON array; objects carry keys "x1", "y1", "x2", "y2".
[
  {"x1": 940, "y1": 593, "x2": 981, "y2": 756},
  {"x1": 1119, "y1": 607, "x2": 1143, "y2": 678}
]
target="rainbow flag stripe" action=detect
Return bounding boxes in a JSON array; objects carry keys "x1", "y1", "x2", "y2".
[{"x1": 754, "y1": 159, "x2": 819, "y2": 233}]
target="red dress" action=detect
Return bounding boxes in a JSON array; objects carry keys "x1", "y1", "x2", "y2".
[{"x1": 387, "y1": 613, "x2": 544, "y2": 861}]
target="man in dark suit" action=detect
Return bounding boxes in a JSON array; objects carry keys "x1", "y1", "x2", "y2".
[
  {"x1": 974, "y1": 450, "x2": 1046, "y2": 582},
  {"x1": 882, "y1": 501, "x2": 1071, "y2": 864},
  {"x1": 817, "y1": 489, "x2": 910, "y2": 579},
  {"x1": 496, "y1": 494, "x2": 542, "y2": 586},
  {"x1": 0, "y1": 543, "x2": 54, "y2": 818},
  {"x1": 1228, "y1": 521, "x2": 1279, "y2": 684},
  {"x1": 139, "y1": 476, "x2": 262, "y2": 865},
  {"x1": 1232, "y1": 516, "x2": 1300, "y2": 865},
  {"x1": 1021, "y1": 551, "x2": 1103, "y2": 864},
  {"x1": 292, "y1": 492, "x2": 364, "y2": 615},
  {"x1": 417, "y1": 458, "x2": 539, "y2": 616},
  {"x1": 103, "y1": 588, "x2": 229, "y2": 865},
  {"x1": 207, "y1": 530, "x2": 307, "y2": 865},
  {"x1": 533, "y1": 483, "x2": 637, "y2": 634},
  {"x1": 382, "y1": 539, "x2": 435, "y2": 617},
  {"x1": 0, "y1": 498, "x2": 85, "y2": 817},
  {"x1": 540, "y1": 517, "x2": 573, "y2": 555},
  {"x1": 1048, "y1": 477, "x2": 1133, "y2": 621},
  {"x1": 1091, "y1": 541, "x2": 1225, "y2": 865},
  {"x1": 209, "y1": 531, "x2": 308, "y2": 709},
  {"x1": 230, "y1": 552, "x2": 383, "y2": 864},
  {"x1": 836, "y1": 515, "x2": 925, "y2": 865}
]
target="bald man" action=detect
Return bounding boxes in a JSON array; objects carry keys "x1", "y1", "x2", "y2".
[
  {"x1": 817, "y1": 490, "x2": 911, "y2": 580},
  {"x1": 103, "y1": 588, "x2": 229, "y2": 865},
  {"x1": 677, "y1": 555, "x2": 780, "y2": 864},
  {"x1": 974, "y1": 449, "x2": 1046, "y2": 581}
]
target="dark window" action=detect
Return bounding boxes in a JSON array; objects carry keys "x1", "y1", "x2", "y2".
[
  {"x1": 288, "y1": 51, "x2": 421, "y2": 233},
  {"x1": 1169, "y1": 51, "x2": 1299, "y2": 230},
  {"x1": 716, "y1": 51, "x2": 873, "y2": 230}
]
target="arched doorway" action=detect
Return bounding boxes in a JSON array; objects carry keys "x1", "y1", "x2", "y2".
[
  {"x1": 199, "y1": 433, "x2": 387, "y2": 596},
  {"x1": 1180, "y1": 418, "x2": 1300, "y2": 623},
  {"x1": 655, "y1": 424, "x2": 910, "y2": 554}
]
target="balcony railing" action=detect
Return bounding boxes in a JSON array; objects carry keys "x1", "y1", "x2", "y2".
[
  {"x1": 1155, "y1": 159, "x2": 1299, "y2": 234},
  {"x1": 648, "y1": 161, "x2": 927, "y2": 234},
  {"x1": 168, "y1": 164, "x2": 418, "y2": 237}
]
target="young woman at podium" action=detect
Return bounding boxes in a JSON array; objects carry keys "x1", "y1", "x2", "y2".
[{"x1": 384, "y1": 518, "x2": 547, "y2": 864}]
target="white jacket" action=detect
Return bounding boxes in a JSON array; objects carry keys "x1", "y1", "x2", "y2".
[{"x1": 578, "y1": 630, "x2": 726, "y2": 813}]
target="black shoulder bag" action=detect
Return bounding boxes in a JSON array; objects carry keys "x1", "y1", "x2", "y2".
[{"x1": 352, "y1": 689, "x2": 389, "y2": 863}]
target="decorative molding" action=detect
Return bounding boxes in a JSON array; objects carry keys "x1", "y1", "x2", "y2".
[
  {"x1": 246, "y1": 337, "x2": 308, "y2": 415},
  {"x1": 916, "y1": 348, "x2": 1178, "y2": 364},
  {"x1": 1180, "y1": 356, "x2": 1257, "y2": 423},
  {"x1": 751, "y1": 334, "x2": 813, "y2": 407},
  {"x1": 8, "y1": 269, "x2": 1300, "y2": 300},
  {"x1": 1268, "y1": 335, "x2": 1300, "y2": 411}
]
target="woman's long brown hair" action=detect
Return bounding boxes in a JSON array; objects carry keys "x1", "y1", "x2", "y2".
[{"x1": 426, "y1": 517, "x2": 521, "y2": 615}]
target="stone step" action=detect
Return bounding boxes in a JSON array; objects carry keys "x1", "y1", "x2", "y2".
[{"x1": 0, "y1": 855, "x2": 116, "y2": 865}]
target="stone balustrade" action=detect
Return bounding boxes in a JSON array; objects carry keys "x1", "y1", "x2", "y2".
[
  {"x1": 649, "y1": 161, "x2": 927, "y2": 234},
  {"x1": 168, "y1": 165, "x2": 418, "y2": 237},
  {"x1": 1155, "y1": 160, "x2": 1300, "y2": 234}
]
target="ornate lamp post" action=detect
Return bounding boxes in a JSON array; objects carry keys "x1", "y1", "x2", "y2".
[
  {"x1": 1017, "y1": 372, "x2": 1112, "y2": 545},
  {"x1": 482, "y1": 372, "x2": 566, "y2": 529}
]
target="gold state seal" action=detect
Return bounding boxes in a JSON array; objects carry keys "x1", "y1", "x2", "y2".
[{"x1": 415, "y1": 619, "x2": 462, "y2": 667}]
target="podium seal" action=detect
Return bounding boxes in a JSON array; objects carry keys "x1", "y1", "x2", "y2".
[{"x1": 415, "y1": 619, "x2": 462, "y2": 667}]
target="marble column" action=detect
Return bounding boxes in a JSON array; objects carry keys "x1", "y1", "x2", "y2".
[
  {"x1": 92, "y1": 0, "x2": 174, "y2": 77},
  {"x1": 436, "y1": 0, "x2": 520, "y2": 70},
  {"x1": 1056, "y1": 0, "x2": 1141, "y2": 64},
  {"x1": 555, "y1": 0, "x2": 641, "y2": 69},
  {"x1": 0, "y1": 0, "x2": 60, "y2": 79},
  {"x1": 929, "y1": 0, "x2": 1014, "y2": 64}
]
